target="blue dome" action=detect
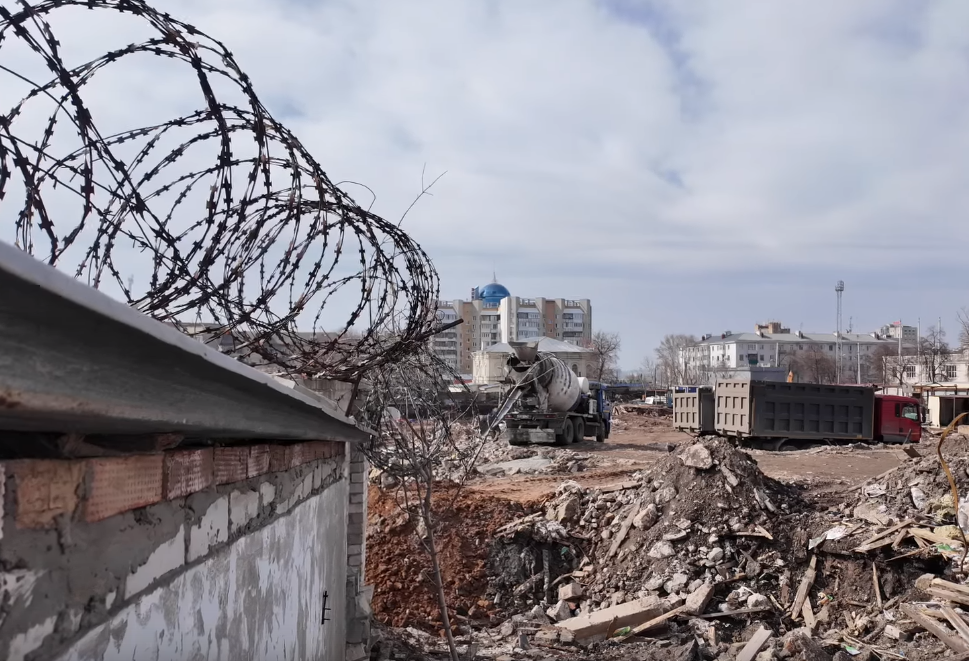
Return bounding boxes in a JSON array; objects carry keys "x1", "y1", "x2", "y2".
[{"x1": 478, "y1": 282, "x2": 510, "y2": 303}]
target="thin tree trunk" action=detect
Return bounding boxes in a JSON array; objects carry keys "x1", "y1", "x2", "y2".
[{"x1": 421, "y1": 484, "x2": 460, "y2": 661}]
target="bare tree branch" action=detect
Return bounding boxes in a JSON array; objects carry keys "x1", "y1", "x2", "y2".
[{"x1": 591, "y1": 331, "x2": 622, "y2": 382}]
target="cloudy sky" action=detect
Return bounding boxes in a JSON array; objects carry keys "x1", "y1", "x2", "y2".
[{"x1": 4, "y1": 0, "x2": 969, "y2": 368}]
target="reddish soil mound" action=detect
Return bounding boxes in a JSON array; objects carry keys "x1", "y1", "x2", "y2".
[{"x1": 366, "y1": 485, "x2": 530, "y2": 632}]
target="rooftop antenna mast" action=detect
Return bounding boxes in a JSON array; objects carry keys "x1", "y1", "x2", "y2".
[{"x1": 835, "y1": 280, "x2": 845, "y2": 383}]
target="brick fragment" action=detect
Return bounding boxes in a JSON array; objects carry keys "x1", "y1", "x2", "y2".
[
  {"x1": 163, "y1": 449, "x2": 213, "y2": 500},
  {"x1": 290, "y1": 444, "x2": 306, "y2": 467},
  {"x1": 86, "y1": 455, "x2": 163, "y2": 522},
  {"x1": 247, "y1": 445, "x2": 270, "y2": 478},
  {"x1": 268, "y1": 445, "x2": 288, "y2": 473},
  {"x1": 214, "y1": 446, "x2": 248, "y2": 485},
  {"x1": 12, "y1": 459, "x2": 85, "y2": 528}
]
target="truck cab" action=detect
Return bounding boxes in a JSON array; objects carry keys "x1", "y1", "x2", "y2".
[{"x1": 875, "y1": 395, "x2": 922, "y2": 443}]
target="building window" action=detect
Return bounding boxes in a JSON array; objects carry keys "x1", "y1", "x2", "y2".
[
  {"x1": 904, "y1": 365, "x2": 916, "y2": 379},
  {"x1": 944, "y1": 365, "x2": 958, "y2": 380},
  {"x1": 571, "y1": 364, "x2": 578, "y2": 375}
]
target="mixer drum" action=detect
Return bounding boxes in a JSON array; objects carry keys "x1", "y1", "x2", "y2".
[{"x1": 537, "y1": 355, "x2": 582, "y2": 413}]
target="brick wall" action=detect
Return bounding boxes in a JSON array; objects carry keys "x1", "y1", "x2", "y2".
[
  {"x1": 345, "y1": 443, "x2": 372, "y2": 661},
  {"x1": 8, "y1": 441, "x2": 342, "y2": 529}
]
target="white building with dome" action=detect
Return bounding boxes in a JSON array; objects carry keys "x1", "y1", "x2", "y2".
[{"x1": 428, "y1": 277, "x2": 592, "y2": 374}]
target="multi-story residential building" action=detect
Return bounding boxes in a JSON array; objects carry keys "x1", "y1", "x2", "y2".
[
  {"x1": 429, "y1": 278, "x2": 592, "y2": 374},
  {"x1": 499, "y1": 296, "x2": 592, "y2": 346},
  {"x1": 879, "y1": 321, "x2": 919, "y2": 344},
  {"x1": 679, "y1": 322, "x2": 900, "y2": 385}
]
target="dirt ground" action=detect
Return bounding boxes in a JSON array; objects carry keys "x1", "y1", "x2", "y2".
[{"x1": 466, "y1": 416, "x2": 909, "y2": 502}]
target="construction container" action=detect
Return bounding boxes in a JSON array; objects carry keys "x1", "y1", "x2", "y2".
[
  {"x1": 672, "y1": 386, "x2": 715, "y2": 434},
  {"x1": 714, "y1": 380, "x2": 876, "y2": 442}
]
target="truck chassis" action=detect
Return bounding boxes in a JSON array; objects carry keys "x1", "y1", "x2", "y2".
[{"x1": 502, "y1": 409, "x2": 609, "y2": 446}]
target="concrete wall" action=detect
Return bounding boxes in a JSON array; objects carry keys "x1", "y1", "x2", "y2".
[
  {"x1": 54, "y1": 480, "x2": 347, "y2": 661},
  {"x1": 0, "y1": 441, "x2": 355, "y2": 661}
]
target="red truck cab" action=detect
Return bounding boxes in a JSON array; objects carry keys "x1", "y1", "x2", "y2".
[{"x1": 875, "y1": 395, "x2": 922, "y2": 443}]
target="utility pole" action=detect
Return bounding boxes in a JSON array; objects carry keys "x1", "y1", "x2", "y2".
[
  {"x1": 835, "y1": 281, "x2": 844, "y2": 383},
  {"x1": 917, "y1": 318, "x2": 921, "y2": 383},
  {"x1": 857, "y1": 341, "x2": 861, "y2": 384},
  {"x1": 898, "y1": 319, "x2": 903, "y2": 386}
]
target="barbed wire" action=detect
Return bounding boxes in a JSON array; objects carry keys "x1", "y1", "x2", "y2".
[{"x1": 0, "y1": 0, "x2": 440, "y2": 380}]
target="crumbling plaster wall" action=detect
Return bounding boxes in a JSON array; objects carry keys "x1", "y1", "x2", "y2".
[
  {"x1": 0, "y1": 442, "x2": 351, "y2": 661},
  {"x1": 54, "y1": 479, "x2": 348, "y2": 661}
]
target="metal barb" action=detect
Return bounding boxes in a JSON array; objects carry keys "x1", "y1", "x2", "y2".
[{"x1": 0, "y1": 0, "x2": 439, "y2": 380}]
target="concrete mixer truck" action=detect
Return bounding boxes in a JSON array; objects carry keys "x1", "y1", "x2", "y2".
[{"x1": 490, "y1": 341, "x2": 612, "y2": 446}]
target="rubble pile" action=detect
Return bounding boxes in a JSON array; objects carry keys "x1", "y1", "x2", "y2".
[
  {"x1": 366, "y1": 430, "x2": 969, "y2": 660},
  {"x1": 489, "y1": 438, "x2": 805, "y2": 616},
  {"x1": 476, "y1": 438, "x2": 969, "y2": 659}
]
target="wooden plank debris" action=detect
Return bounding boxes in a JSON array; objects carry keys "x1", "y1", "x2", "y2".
[
  {"x1": 901, "y1": 604, "x2": 969, "y2": 654},
  {"x1": 853, "y1": 519, "x2": 914, "y2": 552},
  {"x1": 607, "y1": 505, "x2": 640, "y2": 559},
  {"x1": 697, "y1": 606, "x2": 772, "y2": 620},
  {"x1": 915, "y1": 575, "x2": 969, "y2": 597},
  {"x1": 927, "y1": 587, "x2": 969, "y2": 608},
  {"x1": 910, "y1": 527, "x2": 964, "y2": 548},
  {"x1": 801, "y1": 596, "x2": 816, "y2": 630},
  {"x1": 942, "y1": 606, "x2": 969, "y2": 645},
  {"x1": 872, "y1": 563, "x2": 883, "y2": 609},
  {"x1": 616, "y1": 605, "x2": 689, "y2": 642},
  {"x1": 736, "y1": 626, "x2": 772, "y2": 661},
  {"x1": 599, "y1": 481, "x2": 638, "y2": 493},
  {"x1": 790, "y1": 555, "x2": 817, "y2": 618}
]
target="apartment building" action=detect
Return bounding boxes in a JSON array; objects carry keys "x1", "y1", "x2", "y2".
[
  {"x1": 429, "y1": 278, "x2": 592, "y2": 374},
  {"x1": 679, "y1": 322, "x2": 899, "y2": 384}
]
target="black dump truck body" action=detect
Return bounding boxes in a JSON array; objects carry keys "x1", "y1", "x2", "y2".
[
  {"x1": 713, "y1": 379, "x2": 876, "y2": 442},
  {"x1": 671, "y1": 386, "x2": 716, "y2": 435}
]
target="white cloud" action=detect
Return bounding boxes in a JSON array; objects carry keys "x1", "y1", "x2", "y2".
[{"x1": 3, "y1": 0, "x2": 968, "y2": 364}]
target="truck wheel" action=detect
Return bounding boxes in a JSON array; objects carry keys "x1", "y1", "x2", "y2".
[
  {"x1": 573, "y1": 418, "x2": 585, "y2": 442},
  {"x1": 555, "y1": 419, "x2": 574, "y2": 445},
  {"x1": 595, "y1": 424, "x2": 605, "y2": 443}
]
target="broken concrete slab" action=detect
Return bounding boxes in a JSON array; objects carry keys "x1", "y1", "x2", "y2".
[
  {"x1": 554, "y1": 596, "x2": 663, "y2": 640},
  {"x1": 547, "y1": 600, "x2": 572, "y2": 622},
  {"x1": 478, "y1": 457, "x2": 554, "y2": 477},
  {"x1": 685, "y1": 583, "x2": 714, "y2": 615},
  {"x1": 680, "y1": 444, "x2": 714, "y2": 470},
  {"x1": 648, "y1": 540, "x2": 675, "y2": 559}
]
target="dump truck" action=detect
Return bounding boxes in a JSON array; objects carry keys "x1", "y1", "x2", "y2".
[
  {"x1": 673, "y1": 379, "x2": 922, "y2": 446},
  {"x1": 491, "y1": 341, "x2": 611, "y2": 445}
]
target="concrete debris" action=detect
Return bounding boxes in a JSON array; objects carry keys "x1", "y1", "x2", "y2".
[
  {"x1": 679, "y1": 444, "x2": 713, "y2": 470},
  {"x1": 648, "y1": 540, "x2": 675, "y2": 559},
  {"x1": 558, "y1": 582, "x2": 584, "y2": 602},
  {"x1": 632, "y1": 503, "x2": 658, "y2": 530},
  {"x1": 371, "y1": 433, "x2": 969, "y2": 661},
  {"x1": 684, "y1": 583, "x2": 714, "y2": 615},
  {"x1": 554, "y1": 596, "x2": 663, "y2": 640},
  {"x1": 546, "y1": 600, "x2": 572, "y2": 622}
]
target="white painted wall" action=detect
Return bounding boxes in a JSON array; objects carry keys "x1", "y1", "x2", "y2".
[{"x1": 54, "y1": 481, "x2": 349, "y2": 661}]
